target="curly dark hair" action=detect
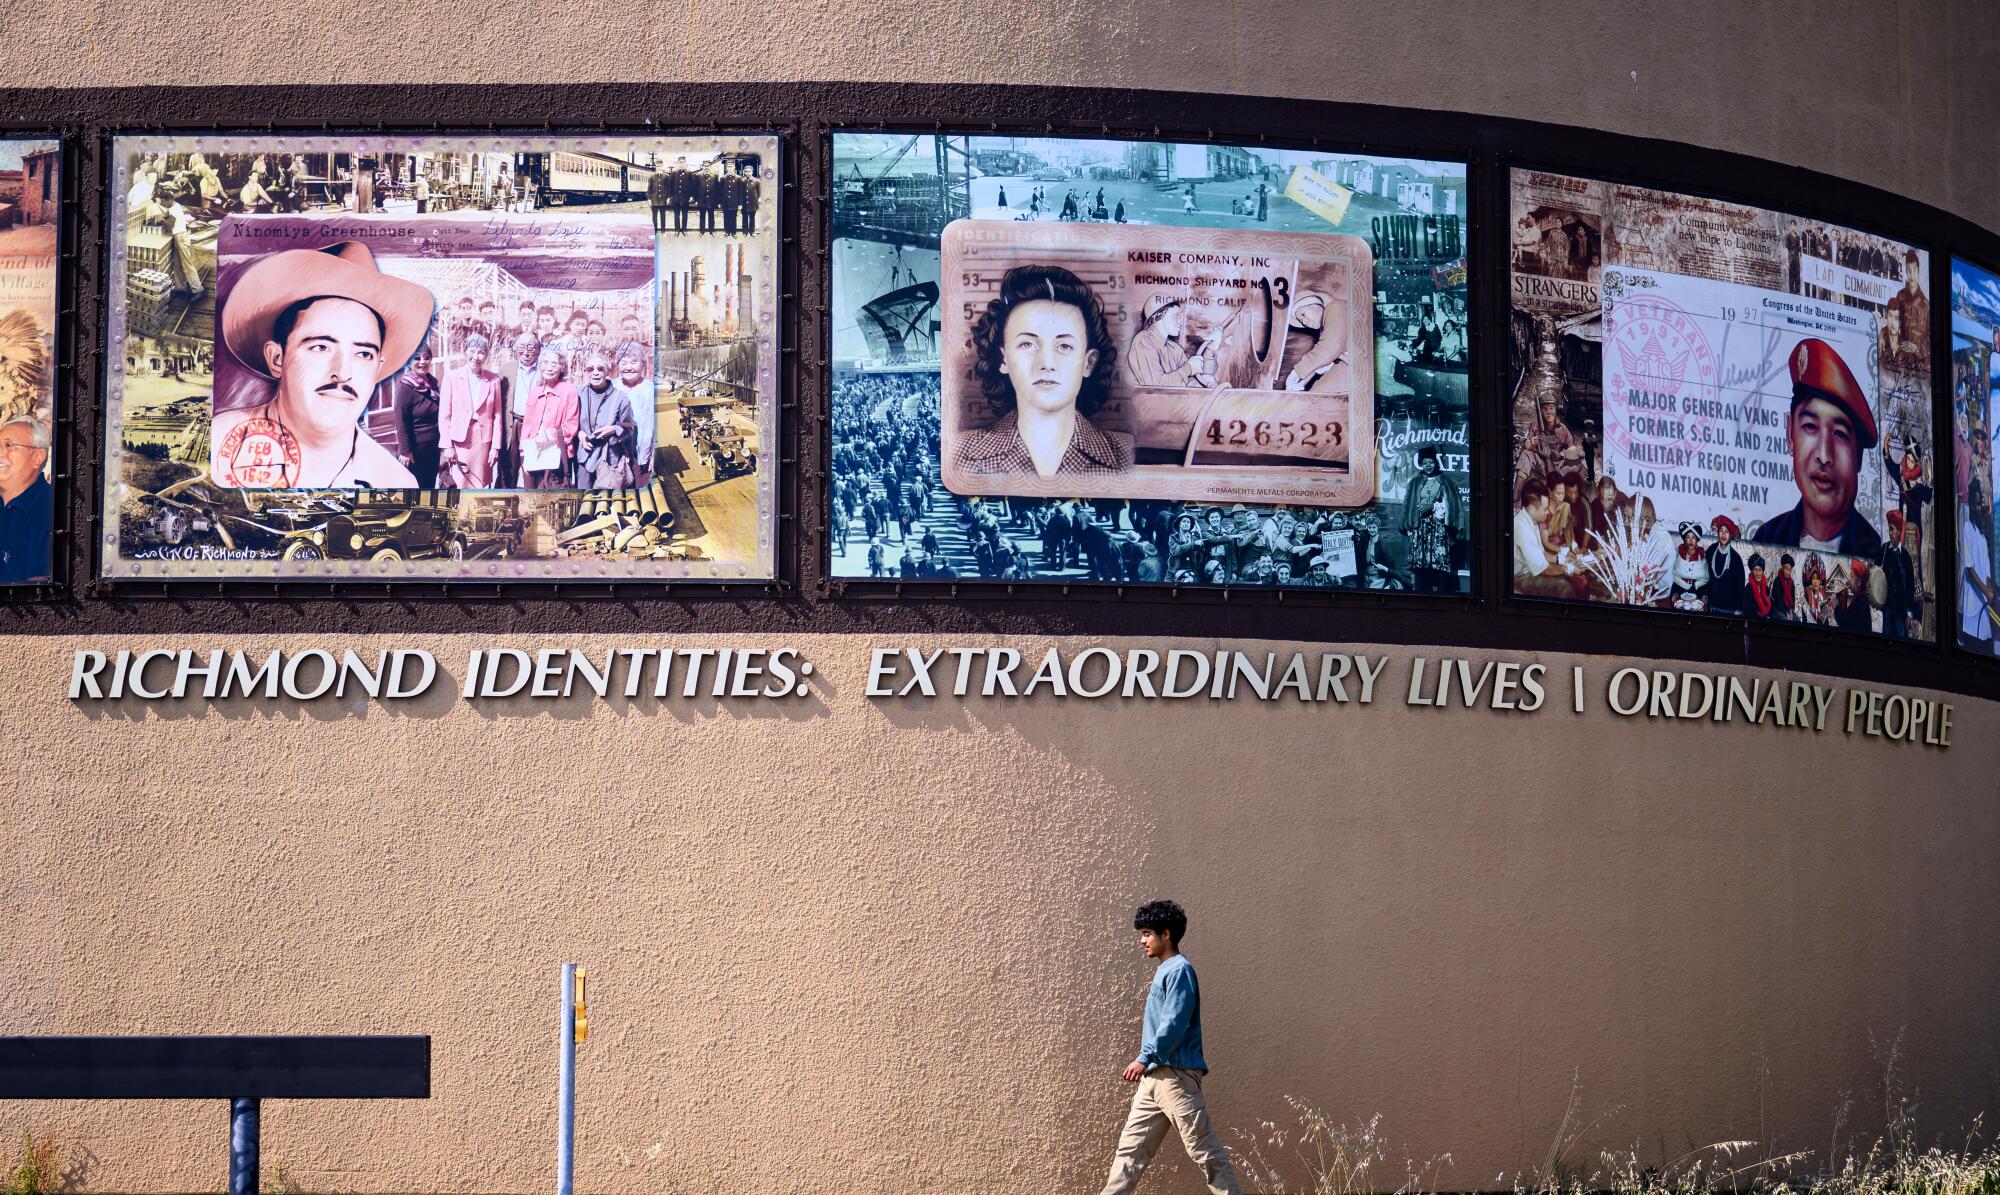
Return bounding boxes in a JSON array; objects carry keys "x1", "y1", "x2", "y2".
[
  {"x1": 969, "y1": 264, "x2": 1119, "y2": 419},
  {"x1": 1134, "y1": 899, "x2": 1188, "y2": 946}
]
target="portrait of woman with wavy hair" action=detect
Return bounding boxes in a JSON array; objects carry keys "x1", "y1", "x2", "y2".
[{"x1": 952, "y1": 264, "x2": 1134, "y2": 480}]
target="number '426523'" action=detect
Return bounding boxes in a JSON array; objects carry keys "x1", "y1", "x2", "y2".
[{"x1": 1202, "y1": 418, "x2": 1342, "y2": 449}]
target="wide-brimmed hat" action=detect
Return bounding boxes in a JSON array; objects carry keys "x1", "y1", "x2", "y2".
[{"x1": 221, "y1": 241, "x2": 434, "y2": 382}]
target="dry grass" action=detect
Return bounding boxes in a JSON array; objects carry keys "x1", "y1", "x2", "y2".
[
  {"x1": 1233, "y1": 1037, "x2": 1999, "y2": 1195},
  {"x1": 1232, "y1": 1100, "x2": 1452, "y2": 1195}
]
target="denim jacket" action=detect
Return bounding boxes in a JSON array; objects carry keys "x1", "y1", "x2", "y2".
[{"x1": 1137, "y1": 954, "x2": 1207, "y2": 1073}]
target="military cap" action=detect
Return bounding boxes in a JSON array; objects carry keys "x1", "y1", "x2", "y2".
[{"x1": 1788, "y1": 338, "x2": 1878, "y2": 448}]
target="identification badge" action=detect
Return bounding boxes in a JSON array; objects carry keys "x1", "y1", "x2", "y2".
[{"x1": 940, "y1": 220, "x2": 1375, "y2": 506}]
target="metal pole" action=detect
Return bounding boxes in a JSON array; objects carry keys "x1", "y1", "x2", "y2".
[
  {"x1": 229, "y1": 1097, "x2": 259, "y2": 1195},
  {"x1": 557, "y1": 962, "x2": 575, "y2": 1195}
]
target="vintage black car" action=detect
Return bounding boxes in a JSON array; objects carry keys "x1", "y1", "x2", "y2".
[
  {"x1": 131, "y1": 479, "x2": 525, "y2": 563},
  {"x1": 127, "y1": 477, "x2": 348, "y2": 556},
  {"x1": 284, "y1": 497, "x2": 524, "y2": 563},
  {"x1": 292, "y1": 500, "x2": 457, "y2": 563}
]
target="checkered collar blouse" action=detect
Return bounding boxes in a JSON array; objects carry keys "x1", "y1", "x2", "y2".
[{"x1": 953, "y1": 410, "x2": 1134, "y2": 478}]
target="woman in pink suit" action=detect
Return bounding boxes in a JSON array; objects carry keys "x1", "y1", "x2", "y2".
[
  {"x1": 520, "y1": 346, "x2": 580, "y2": 490},
  {"x1": 438, "y1": 332, "x2": 503, "y2": 488}
]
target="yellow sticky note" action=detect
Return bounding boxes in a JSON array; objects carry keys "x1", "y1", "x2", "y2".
[{"x1": 1284, "y1": 165, "x2": 1353, "y2": 228}]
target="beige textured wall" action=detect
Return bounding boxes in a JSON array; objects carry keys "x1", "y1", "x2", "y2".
[
  {"x1": 3, "y1": 2, "x2": 1996, "y2": 229},
  {"x1": 5, "y1": 4, "x2": 1999, "y2": 1190},
  {"x1": 3, "y1": 635, "x2": 1996, "y2": 1193}
]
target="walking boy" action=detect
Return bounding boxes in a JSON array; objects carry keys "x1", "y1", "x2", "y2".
[{"x1": 1100, "y1": 900, "x2": 1241, "y2": 1195}]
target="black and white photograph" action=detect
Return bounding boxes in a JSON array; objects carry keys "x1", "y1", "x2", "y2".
[{"x1": 830, "y1": 131, "x2": 1471, "y2": 591}]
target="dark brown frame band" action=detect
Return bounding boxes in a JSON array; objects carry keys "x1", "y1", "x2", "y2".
[{"x1": 0, "y1": 82, "x2": 1993, "y2": 700}]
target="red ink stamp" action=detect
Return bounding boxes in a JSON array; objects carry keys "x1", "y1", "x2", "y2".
[
  {"x1": 1602, "y1": 280, "x2": 1720, "y2": 471},
  {"x1": 219, "y1": 417, "x2": 300, "y2": 487}
]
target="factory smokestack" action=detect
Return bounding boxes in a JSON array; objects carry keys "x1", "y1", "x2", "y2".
[
  {"x1": 722, "y1": 243, "x2": 737, "y2": 336},
  {"x1": 738, "y1": 251, "x2": 752, "y2": 335}
]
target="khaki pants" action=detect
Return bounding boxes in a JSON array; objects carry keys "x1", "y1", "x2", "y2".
[{"x1": 1100, "y1": 1067, "x2": 1242, "y2": 1195}]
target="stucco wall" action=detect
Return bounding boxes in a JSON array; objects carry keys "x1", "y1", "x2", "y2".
[
  {"x1": 3, "y1": 635, "x2": 1996, "y2": 1192},
  {"x1": 4, "y1": 2, "x2": 1999, "y2": 1190}
]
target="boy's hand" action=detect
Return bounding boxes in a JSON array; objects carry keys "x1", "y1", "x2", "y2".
[{"x1": 1122, "y1": 1060, "x2": 1147, "y2": 1082}]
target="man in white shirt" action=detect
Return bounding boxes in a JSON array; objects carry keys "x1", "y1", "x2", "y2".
[
  {"x1": 1962, "y1": 479, "x2": 1996, "y2": 652},
  {"x1": 212, "y1": 241, "x2": 431, "y2": 489},
  {"x1": 1514, "y1": 476, "x2": 1585, "y2": 599}
]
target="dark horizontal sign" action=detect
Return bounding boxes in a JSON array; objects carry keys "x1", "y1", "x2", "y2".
[{"x1": 0, "y1": 1035, "x2": 430, "y2": 1099}]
